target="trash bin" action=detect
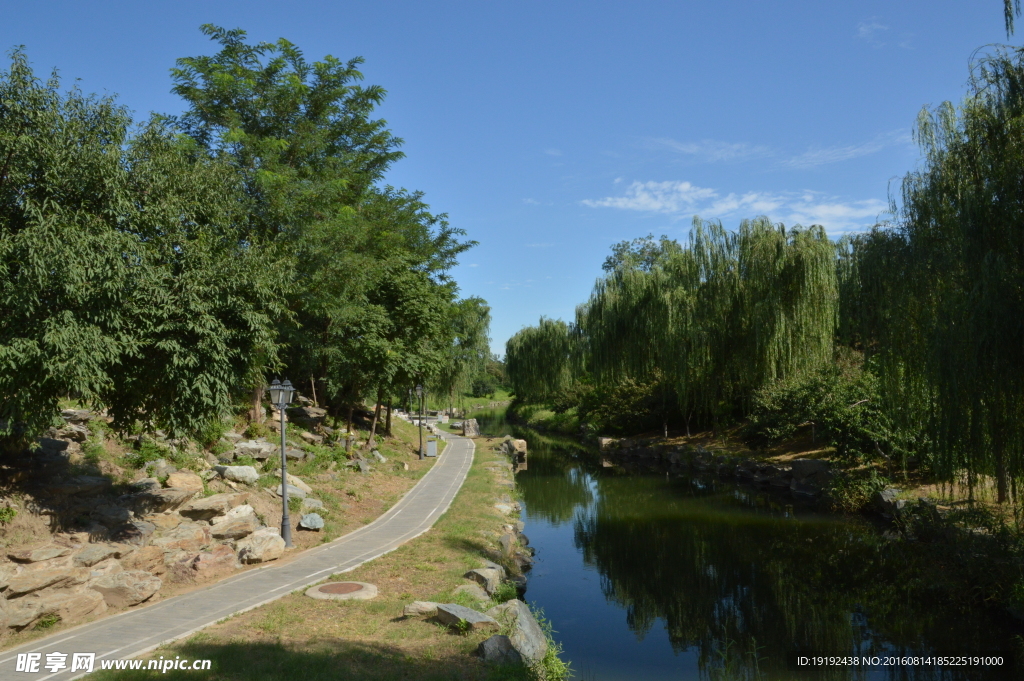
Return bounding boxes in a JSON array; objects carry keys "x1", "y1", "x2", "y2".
[{"x1": 426, "y1": 437, "x2": 438, "y2": 457}]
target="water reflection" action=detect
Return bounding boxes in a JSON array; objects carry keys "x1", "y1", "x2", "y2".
[{"x1": 474, "y1": 409, "x2": 1020, "y2": 680}]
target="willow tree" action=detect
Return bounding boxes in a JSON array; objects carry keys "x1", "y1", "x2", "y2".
[
  {"x1": 505, "y1": 318, "x2": 573, "y2": 403},
  {"x1": 857, "y1": 48, "x2": 1024, "y2": 502}
]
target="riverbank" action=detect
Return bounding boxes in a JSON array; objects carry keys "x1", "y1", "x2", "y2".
[
  {"x1": 90, "y1": 433, "x2": 569, "y2": 681},
  {"x1": 502, "y1": 401, "x2": 1024, "y2": 637}
]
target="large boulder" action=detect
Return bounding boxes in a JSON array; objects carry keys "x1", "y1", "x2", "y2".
[
  {"x1": 434, "y1": 603, "x2": 499, "y2": 632},
  {"x1": 4, "y1": 566, "x2": 87, "y2": 596},
  {"x1": 286, "y1": 405, "x2": 327, "y2": 427},
  {"x1": 8, "y1": 545, "x2": 72, "y2": 563},
  {"x1": 90, "y1": 570, "x2": 161, "y2": 608},
  {"x1": 210, "y1": 507, "x2": 260, "y2": 540},
  {"x1": 45, "y1": 475, "x2": 112, "y2": 497},
  {"x1": 120, "y1": 546, "x2": 167, "y2": 576},
  {"x1": 790, "y1": 459, "x2": 830, "y2": 481},
  {"x1": 464, "y1": 567, "x2": 502, "y2": 596},
  {"x1": 403, "y1": 600, "x2": 439, "y2": 617},
  {"x1": 150, "y1": 523, "x2": 211, "y2": 553},
  {"x1": 236, "y1": 528, "x2": 286, "y2": 564},
  {"x1": 462, "y1": 419, "x2": 480, "y2": 437},
  {"x1": 179, "y1": 544, "x2": 239, "y2": 581},
  {"x1": 214, "y1": 465, "x2": 260, "y2": 485},
  {"x1": 179, "y1": 492, "x2": 249, "y2": 520},
  {"x1": 874, "y1": 488, "x2": 906, "y2": 515},
  {"x1": 233, "y1": 440, "x2": 277, "y2": 460},
  {"x1": 274, "y1": 483, "x2": 307, "y2": 500},
  {"x1": 73, "y1": 544, "x2": 132, "y2": 568},
  {"x1": 478, "y1": 635, "x2": 521, "y2": 665},
  {"x1": 271, "y1": 471, "x2": 313, "y2": 494},
  {"x1": 298, "y1": 513, "x2": 324, "y2": 531},
  {"x1": 131, "y1": 487, "x2": 197, "y2": 514},
  {"x1": 166, "y1": 471, "x2": 204, "y2": 494},
  {"x1": 485, "y1": 599, "x2": 548, "y2": 666}
]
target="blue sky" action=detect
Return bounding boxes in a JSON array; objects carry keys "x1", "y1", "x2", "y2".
[{"x1": 0, "y1": 1, "x2": 1011, "y2": 353}]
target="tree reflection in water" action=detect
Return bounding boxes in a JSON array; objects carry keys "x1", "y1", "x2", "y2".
[{"x1": 474, "y1": 410, "x2": 1021, "y2": 681}]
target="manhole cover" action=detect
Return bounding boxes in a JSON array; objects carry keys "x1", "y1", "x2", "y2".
[
  {"x1": 319, "y1": 582, "x2": 363, "y2": 594},
  {"x1": 305, "y1": 581, "x2": 378, "y2": 601}
]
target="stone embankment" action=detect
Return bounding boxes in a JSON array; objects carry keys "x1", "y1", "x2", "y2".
[
  {"x1": 400, "y1": 433, "x2": 544, "y2": 674},
  {"x1": 0, "y1": 407, "x2": 335, "y2": 634}
]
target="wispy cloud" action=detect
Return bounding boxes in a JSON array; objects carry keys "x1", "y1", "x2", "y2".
[
  {"x1": 523, "y1": 198, "x2": 540, "y2": 205},
  {"x1": 781, "y1": 130, "x2": 911, "y2": 169},
  {"x1": 856, "y1": 19, "x2": 889, "y2": 47},
  {"x1": 544, "y1": 148, "x2": 563, "y2": 156},
  {"x1": 652, "y1": 137, "x2": 773, "y2": 163},
  {"x1": 583, "y1": 180, "x2": 888, "y2": 234}
]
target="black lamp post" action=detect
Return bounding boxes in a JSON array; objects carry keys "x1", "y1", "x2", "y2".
[
  {"x1": 415, "y1": 384, "x2": 424, "y2": 460},
  {"x1": 268, "y1": 378, "x2": 296, "y2": 548}
]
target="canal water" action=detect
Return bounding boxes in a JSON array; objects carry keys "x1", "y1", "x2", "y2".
[{"x1": 472, "y1": 409, "x2": 1021, "y2": 681}]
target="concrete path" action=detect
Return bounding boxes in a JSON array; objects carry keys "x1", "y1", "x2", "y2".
[{"x1": 0, "y1": 433, "x2": 475, "y2": 680}]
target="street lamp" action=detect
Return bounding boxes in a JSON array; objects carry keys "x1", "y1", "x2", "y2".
[
  {"x1": 415, "y1": 384, "x2": 424, "y2": 460},
  {"x1": 268, "y1": 378, "x2": 296, "y2": 548}
]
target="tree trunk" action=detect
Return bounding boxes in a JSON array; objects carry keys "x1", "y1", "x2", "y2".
[
  {"x1": 346, "y1": 406, "x2": 354, "y2": 452},
  {"x1": 309, "y1": 373, "x2": 318, "y2": 407},
  {"x1": 385, "y1": 398, "x2": 393, "y2": 437},
  {"x1": 250, "y1": 382, "x2": 265, "y2": 423},
  {"x1": 367, "y1": 387, "x2": 384, "y2": 448}
]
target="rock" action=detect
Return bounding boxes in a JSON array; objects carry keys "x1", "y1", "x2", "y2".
[
  {"x1": 301, "y1": 498, "x2": 325, "y2": 513},
  {"x1": 210, "y1": 511, "x2": 260, "y2": 540},
  {"x1": 465, "y1": 567, "x2": 502, "y2": 595},
  {"x1": 790, "y1": 459, "x2": 830, "y2": 480},
  {"x1": 61, "y1": 408, "x2": 93, "y2": 424},
  {"x1": 37, "y1": 437, "x2": 70, "y2": 454},
  {"x1": 274, "y1": 483, "x2": 308, "y2": 500},
  {"x1": 130, "y1": 478, "x2": 162, "y2": 492},
  {"x1": 5, "y1": 567, "x2": 86, "y2": 596},
  {"x1": 285, "y1": 448, "x2": 306, "y2": 461},
  {"x1": 271, "y1": 471, "x2": 313, "y2": 494},
  {"x1": 299, "y1": 431, "x2": 324, "y2": 444},
  {"x1": 150, "y1": 523, "x2": 211, "y2": 553},
  {"x1": 46, "y1": 475, "x2": 112, "y2": 497},
  {"x1": 0, "y1": 562, "x2": 20, "y2": 591},
  {"x1": 494, "y1": 503, "x2": 514, "y2": 515},
  {"x1": 462, "y1": 419, "x2": 480, "y2": 437},
  {"x1": 144, "y1": 512, "x2": 184, "y2": 530},
  {"x1": 223, "y1": 431, "x2": 244, "y2": 443},
  {"x1": 478, "y1": 635, "x2": 522, "y2": 665},
  {"x1": 372, "y1": 450, "x2": 387, "y2": 463},
  {"x1": 233, "y1": 440, "x2": 277, "y2": 460},
  {"x1": 8, "y1": 545, "x2": 72, "y2": 563},
  {"x1": 90, "y1": 570, "x2": 161, "y2": 608},
  {"x1": 145, "y1": 458, "x2": 177, "y2": 479},
  {"x1": 185, "y1": 544, "x2": 239, "y2": 580},
  {"x1": 357, "y1": 461, "x2": 372, "y2": 474},
  {"x1": 179, "y1": 492, "x2": 249, "y2": 520},
  {"x1": 236, "y1": 528, "x2": 286, "y2": 564},
  {"x1": 51, "y1": 587, "x2": 109, "y2": 622},
  {"x1": 74, "y1": 544, "x2": 131, "y2": 567},
  {"x1": 498, "y1": 533, "x2": 516, "y2": 557},
  {"x1": 299, "y1": 513, "x2": 324, "y2": 530},
  {"x1": 166, "y1": 471, "x2": 204, "y2": 494},
  {"x1": 92, "y1": 505, "x2": 132, "y2": 528},
  {"x1": 485, "y1": 599, "x2": 548, "y2": 666},
  {"x1": 455, "y1": 583, "x2": 490, "y2": 602},
  {"x1": 403, "y1": 600, "x2": 439, "y2": 617},
  {"x1": 286, "y1": 405, "x2": 327, "y2": 426},
  {"x1": 480, "y1": 560, "x2": 507, "y2": 579},
  {"x1": 132, "y1": 487, "x2": 197, "y2": 514},
  {"x1": 121, "y1": 546, "x2": 167, "y2": 575},
  {"x1": 597, "y1": 437, "x2": 618, "y2": 451},
  {"x1": 434, "y1": 603, "x2": 499, "y2": 632},
  {"x1": 874, "y1": 488, "x2": 905, "y2": 515},
  {"x1": 84, "y1": 557, "x2": 124, "y2": 584},
  {"x1": 215, "y1": 465, "x2": 260, "y2": 485}
]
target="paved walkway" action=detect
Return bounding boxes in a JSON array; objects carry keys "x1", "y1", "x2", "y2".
[{"x1": 0, "y1": 433, "x2": 475, "y2": 680}]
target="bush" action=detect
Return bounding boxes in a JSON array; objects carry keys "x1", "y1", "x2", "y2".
[{"x1": 745, "y1": 350, "x2": 919, "y2": 463}]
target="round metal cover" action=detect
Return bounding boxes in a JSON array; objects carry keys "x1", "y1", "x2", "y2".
[
  {"x1": 304, "y1": 580, "x2": 378, "y2": 601},
  {"x1": 319, "y1": 582, "x2": 362, "y2": 595}
]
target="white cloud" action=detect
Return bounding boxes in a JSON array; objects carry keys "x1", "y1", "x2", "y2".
[
  {"x1": 581, "y1": 180, "x2": 717, "y2": 213},
  {"x1": 856, "y1": 19, "x2": 889, "y2": 47},
  {"x1": 652, "y1": 137, "x2": 773, "y2": 162},
  {"x1": 544, "y1": 148, "x2": 563, "y2": 156},
  {"x1": 781, "y1": 130, "x2": 911, "y2": 169},
  {"x1": 467, "y1": 263, "x2": 479, "y2": 267},
  {"x1": 583, "y1": 180, "x2": 888, "y2": 234},
  {"x1": 523, "y1": 198, "x2": 540, "y2": 205}
]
